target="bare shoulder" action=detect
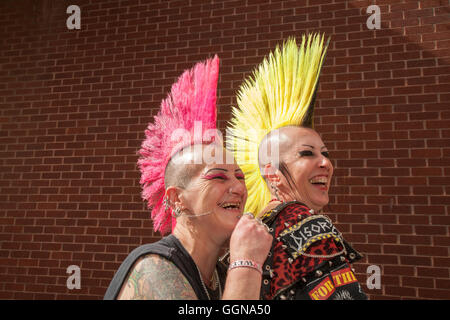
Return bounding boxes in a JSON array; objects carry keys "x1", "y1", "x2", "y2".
[{"x1": 117, "y1": 253, "x2": 197, "y2": 300}]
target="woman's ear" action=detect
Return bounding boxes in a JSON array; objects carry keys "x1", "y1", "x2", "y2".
[{"x1": 165, "y1": 186, "x2": 182, "y2": 209}]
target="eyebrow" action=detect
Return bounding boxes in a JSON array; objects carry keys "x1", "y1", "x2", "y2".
[
  {"x1": 301, "y1": 144, "x2": 328, "y2": 150},
  {"x1": 204, "y1": 168, "x2": 243, "y2": 175}
]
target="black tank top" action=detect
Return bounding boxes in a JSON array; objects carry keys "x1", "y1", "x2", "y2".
[{"x1": 103, "y1": 234, "x2": 225, "y2": 300}]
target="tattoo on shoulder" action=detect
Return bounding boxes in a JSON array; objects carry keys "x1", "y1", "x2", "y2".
[{"x1": 117, "y1": 254, "x2": 197, "y2": 300}]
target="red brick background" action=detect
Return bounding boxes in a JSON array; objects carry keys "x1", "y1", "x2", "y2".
[{"x1": 0, "y1": 0, "x2": 449, "y2": 300}]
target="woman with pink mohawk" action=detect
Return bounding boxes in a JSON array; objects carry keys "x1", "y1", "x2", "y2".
[{"x1": 104, "y1": 56, "x2": 272, "y2": 300}]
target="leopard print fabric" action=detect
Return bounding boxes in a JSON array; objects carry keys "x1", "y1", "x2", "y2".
[{"x1": 265, "y1": 202, "x2": 345, "y2": 300}]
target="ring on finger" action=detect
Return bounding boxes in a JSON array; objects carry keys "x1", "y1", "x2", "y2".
[
  {"x1": 243, "y1": 212, "x2": 254, "y2": 219},
  {"x1": 255, "y1": 218, "x2": 268, "y2": 231}
]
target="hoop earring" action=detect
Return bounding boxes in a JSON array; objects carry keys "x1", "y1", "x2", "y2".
[{"x1": 172, "y1": 206, "x2": 182, "y2": 218}]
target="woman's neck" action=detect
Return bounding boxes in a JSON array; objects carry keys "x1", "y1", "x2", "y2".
[{"x1": 172, "y1": 223, "x2": 223, "y2": 287}]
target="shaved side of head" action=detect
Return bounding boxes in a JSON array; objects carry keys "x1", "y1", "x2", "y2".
[
  {"x1": 258, "y1": 125, "x2": 317, "y2": 178},
  {"x1": 164, "y1": 145, "x2": 205, "y2": 190}
]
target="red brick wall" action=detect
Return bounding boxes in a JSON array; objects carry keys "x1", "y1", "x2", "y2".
[{"x1": 0, "y1": 0, "x2": 448, "y2": 300}]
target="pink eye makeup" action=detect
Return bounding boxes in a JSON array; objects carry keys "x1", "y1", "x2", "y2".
[
  {"x1": 202, "y1": 173, "x2": 228, "y2": 180},
  {"x1": 201, "y1": 168, "x2": 245, "y2": 181},
  {"x1": 235, "y1": 173, "x2": 245, "y2": 180}
]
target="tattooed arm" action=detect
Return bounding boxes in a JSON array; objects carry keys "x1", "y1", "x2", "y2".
[{"x1": 117, "y1": 254, "x2": 197, "y2": 300}]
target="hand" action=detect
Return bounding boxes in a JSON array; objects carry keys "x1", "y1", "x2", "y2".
[{"x1": 229, "y1": 213, "x2": 273, "y2": 266}]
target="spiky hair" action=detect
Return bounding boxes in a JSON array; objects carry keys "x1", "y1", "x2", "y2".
[
  {"x1": 138, "y1": 56, "x2": 219, "y2": 235},
  {"x1": 227, "y1": 34, "x2": 329, "y2": 215}
]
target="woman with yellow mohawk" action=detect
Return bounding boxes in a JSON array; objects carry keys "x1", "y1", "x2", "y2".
[{"x1": 227, "y1": 34, "x2": 367, "y2": 300}]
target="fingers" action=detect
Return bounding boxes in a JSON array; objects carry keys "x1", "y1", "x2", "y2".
[
  {"x1": 230, "y1": 213, "x2": 273, "y2": 266},
  {"x1": 256, "y1": 218, "x2": 271, "y2": 233},
  {"x1": 243, "y1": 212, "x2": 254, "y2": 219},
  {"x1": 241, "y1": 212, "x2": 270, "y2": 234}
]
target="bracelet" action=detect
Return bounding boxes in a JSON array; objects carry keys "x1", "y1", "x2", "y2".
[{"x1": 228, "y1": 260, "x2": 262, "y2": 275}]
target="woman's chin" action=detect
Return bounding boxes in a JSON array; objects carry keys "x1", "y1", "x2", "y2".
[{"x1": 310, "y1": 196, "x2": 329, "y2": 211}]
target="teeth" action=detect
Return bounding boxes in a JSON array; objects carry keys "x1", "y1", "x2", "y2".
[
  {"x1": 220, "y1": 202, "x2": 240, "y2": 209},
  {"x1": 309, "y1": 176, "x2": 328, "y2": 184}
]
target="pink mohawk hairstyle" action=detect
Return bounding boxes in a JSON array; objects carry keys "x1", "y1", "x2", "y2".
[{"x1": 138, "y1": 56, "x2": 219, "y2": 235}]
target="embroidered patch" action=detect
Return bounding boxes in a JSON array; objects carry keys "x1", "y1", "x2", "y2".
[
  {"x1": 331, "y1": 266, "x2": 358, "y2": 287},
  {"x1": 279, "y1": 215, "x2": 343, "y2": 259},
  {"x1": 298, "y1": 263, "x2": 367, "y2": 301},
  {"x1": 308, "y1": 276, "x2": 335, "y2": 300}
]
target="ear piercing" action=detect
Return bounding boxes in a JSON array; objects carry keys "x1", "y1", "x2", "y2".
[
  {"x1": 172, "y1": 206, "x2": 182, "y2": 218},
  {"x1": 163, "y1": 197, "x2": 170, "y2": 211},
  {"x1": 271, "y1": 183, "x2": 281, "y2": 201}
]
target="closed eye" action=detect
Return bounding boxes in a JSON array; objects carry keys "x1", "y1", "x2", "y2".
[
  {"x1": 299, "y1": 150, "x2": 314, "y2": 157},
  {"x1": 203, "y1": 173, "x2": 228, "y2": 180}
]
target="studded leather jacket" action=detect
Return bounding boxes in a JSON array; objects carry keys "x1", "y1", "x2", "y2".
[{"x1": 258, "y1": 201, "x2": 367, "y2": 300}]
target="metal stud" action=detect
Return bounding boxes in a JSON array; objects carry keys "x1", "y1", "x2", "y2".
[
  {"x1": 288, "y1": 258, "x2": 293, "y2": 264},
  {"x1": 282, "y1": 244, "x2": 287, "y2": 249},
  {"x1": 265, "y1": 265, "x2": 270, "y2": 271},
  {"x1": 284, "y1": 222, "x2": 290, "y2": 227},
  {"x1": 302, "y1": 277, "x2": 307, "y2": 282},
  {"x1": 315, "y1": 270, "x2": 323, "y2": 277},
  {"x1": 349, "y1": 253, "x2": 356, "y2": 260},
  {"x1": 309, "y1": 209, "x2": 315, "y2": 215},
  {"x1": 280, "y1": 294, "x2": 287, "y2": 300},
  {"x1": 340, "y1": 256, "x2": 346, "y2": 262},
  {"x1": 329, "y1": 261, "x2": 333, "y2": 267},
  {"x1": 263, "y1": 279, "x2": 269, "y2": 285},
  {"x1": 290, "y1": 289, "x2": 296, "y2": 295}
]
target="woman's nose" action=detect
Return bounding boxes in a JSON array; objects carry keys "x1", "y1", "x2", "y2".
[
  {"x1": 229, "y1": 179, "x2": 246, "y2": 196},
  {"x1": 319, "y1": 156, "x2": 333, "y2": 171}
]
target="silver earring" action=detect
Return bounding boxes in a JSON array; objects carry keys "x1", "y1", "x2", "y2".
[
  {"x1": 172, "y1": 206, "x2": 182, "y2": 218},
  {"x1": 163, "y1": 197, "x2": 170, "y2": 211},
  {"x1": 271, "y1": 184, "x2": 280, "y2": 201}
]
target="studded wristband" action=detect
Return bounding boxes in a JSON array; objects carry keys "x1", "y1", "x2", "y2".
[{"x1": 228, "y1": 259, "x2": 262, "y2": 274}]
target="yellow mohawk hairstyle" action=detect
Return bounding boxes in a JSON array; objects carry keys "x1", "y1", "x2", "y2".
[{"x1": 227, "y1": 33, "x2": 329, "y2": 215}]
